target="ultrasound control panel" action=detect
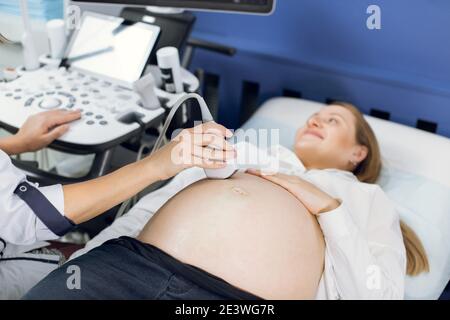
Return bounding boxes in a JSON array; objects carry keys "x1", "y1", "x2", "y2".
[
  {"x1": 0, "y1": 12, "x2": 167, "y2": 151},
  {"x1": 0, "y1": 11, "x2": 173, "y2": 151},
  {"x1": 0, "y1": 66, "x2": 164, "y2": 150}
]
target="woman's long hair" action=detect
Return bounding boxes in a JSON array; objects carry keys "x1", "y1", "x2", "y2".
[{"x1": 333, "y1": 102, "x2": 429, "y2": 276}]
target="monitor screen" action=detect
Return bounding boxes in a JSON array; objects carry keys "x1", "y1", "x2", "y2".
[
  {"x1": 66, "y1": 12, "x2": 160, "y2": 86},
  {"x1": 72, "y1": 0, "x2": 276, "y2": 15}
]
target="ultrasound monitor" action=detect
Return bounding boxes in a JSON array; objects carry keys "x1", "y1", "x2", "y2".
[
  {"x1": 65, "y1": 12, "x2": 160, "y2": 87},
  {"x1": 72, "y1": 0, "x2": 276, "y2": 15}
]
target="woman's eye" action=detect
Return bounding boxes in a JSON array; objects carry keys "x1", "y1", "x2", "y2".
[{"x1": 329, "y1": 118, "x2": 338, "y2": 124}]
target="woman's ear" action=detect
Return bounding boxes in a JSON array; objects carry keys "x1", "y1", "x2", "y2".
[{"x1": 352, "y1": 145, "x2": 368, "y2": 164}]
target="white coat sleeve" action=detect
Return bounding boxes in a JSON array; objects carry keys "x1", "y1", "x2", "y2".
[
  {"x1": 0, "y1": 150, "x2": 67, "y2": 245},
  {"x1": 317, "y1": 186, "x2": 407, "y2": 299}
]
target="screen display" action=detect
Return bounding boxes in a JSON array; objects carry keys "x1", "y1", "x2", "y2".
[{"x1": 66, "y1": 14, "x2": 160, "y2": 85}]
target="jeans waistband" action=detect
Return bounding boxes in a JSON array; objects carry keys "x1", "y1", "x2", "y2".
[{"x1": 112, "y1": 236, "x2": 262, "y2": 300}]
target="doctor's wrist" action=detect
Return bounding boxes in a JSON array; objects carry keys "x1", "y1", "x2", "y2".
[
  {"x1": 0, "y1": 135, "x2": 27, "y2": 155},
  {"x1": 142, "y1": 156, "x2": 169, "y2": 182}
]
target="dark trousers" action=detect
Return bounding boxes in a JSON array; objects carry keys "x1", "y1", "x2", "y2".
[{"x1": 23, "y1": 237, "x2": 260, "y2": 300}]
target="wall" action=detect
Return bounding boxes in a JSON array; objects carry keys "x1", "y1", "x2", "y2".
[{"x1": 189, "y1": 0, "x2": 450, "y2": 137}]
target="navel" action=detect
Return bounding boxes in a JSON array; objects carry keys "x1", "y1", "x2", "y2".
[{"x1": 231, "y1": 186, "x2": 249, "y2": 196}]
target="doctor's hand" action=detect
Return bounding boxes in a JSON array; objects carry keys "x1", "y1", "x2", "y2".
[
  {"x1": 246, "y1": 170, "x2": 341, "y2": 215},
  {"x1": 12, "y1": 110, "x2": 81, "y2": 154},
  {"x1": 148, "y1": 122, "x2": 236, "y2": 181}
]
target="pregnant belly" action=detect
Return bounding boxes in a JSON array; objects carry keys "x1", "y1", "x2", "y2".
[{"x1": 137, "y1": 172, "x2": 325, "y2": 299}]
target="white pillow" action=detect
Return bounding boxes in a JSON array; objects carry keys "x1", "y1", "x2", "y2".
[
  {"x1": 378, "y1": 168, "x2": 450, "y2": 299},
  {"x1": 241, "y1": 97, "x2": 450, "y2": 299}
]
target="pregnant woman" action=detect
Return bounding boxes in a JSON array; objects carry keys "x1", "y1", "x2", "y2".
[{"x1": 24, "y1": 102, "x2": 429, "y2": 300}]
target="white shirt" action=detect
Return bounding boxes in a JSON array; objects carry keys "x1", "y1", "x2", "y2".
[
  {"x1": 0, "y1": 149, "x2": 68, "y2": 299},
  {"x1": 73, "y1": 143, "x2": 407, "y2": 300},
  {"x1": 0, "y1": 149, "x2": 66, "y2": 249},
  {"x1": 267, "y1": 145, "x2": 406, "y2": 299}
]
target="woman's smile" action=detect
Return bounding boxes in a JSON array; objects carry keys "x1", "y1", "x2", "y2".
[{"x1": 303, "y1": 129, "x2": 325, "y2": 140}]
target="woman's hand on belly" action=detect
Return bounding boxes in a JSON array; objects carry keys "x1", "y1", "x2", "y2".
[{"x1": 247, "y1": 170, "x2": 341, "y2": 215}]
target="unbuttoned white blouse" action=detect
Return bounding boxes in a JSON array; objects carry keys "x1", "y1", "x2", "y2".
[{"x1": 270, "y1": 145, "x2": 406, "y2": 299}]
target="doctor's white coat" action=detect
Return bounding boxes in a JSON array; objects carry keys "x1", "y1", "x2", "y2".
[{"x1": 0, "y1": 149, "x2": 66, "y2": 299}]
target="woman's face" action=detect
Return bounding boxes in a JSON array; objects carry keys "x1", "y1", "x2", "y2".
[{"x1": 294, "y1": 105, "x2": 368, "y2": 171}]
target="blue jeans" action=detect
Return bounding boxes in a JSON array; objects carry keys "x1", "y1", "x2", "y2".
[{"x1": 23, "y1": 237, "x2": 260, "y2": 300}]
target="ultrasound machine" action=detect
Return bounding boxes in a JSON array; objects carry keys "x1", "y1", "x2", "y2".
[
  {"x1": 1, "y1": 13, "x2": 165, "y2": 148},
  {"x1": 0, "y1": 11, "x2": 193, "y2": 183},
  {"x1": 0, "y1": 0, "x2": 275, "y2": 184}
]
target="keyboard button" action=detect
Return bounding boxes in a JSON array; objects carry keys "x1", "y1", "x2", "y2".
[
  {"x1": 85, "y1": 112, "x2": 93, "y2": 116},
  {"x1": 86, "y1": 120, "x2": 95, "y2": 125},
  {"x1": 24, "y1": 98, "x2": 34, "y2": 106},
  {"x1": 95, "y1": 115, "x2": 103, "y2": 119},
  {"x1": 99, "y1": 120, "x2": 108, "y2": 125},
  {"x1": 82, "y1": 101, "x2": 90, "y2": 105},
  {"x1": 14, "y1": 96, "x2": 22, "y2": 100},
  {"x1": 39, "y1": 97, "x2": 62, "y2": 109}
]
